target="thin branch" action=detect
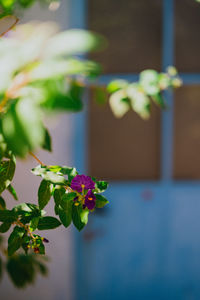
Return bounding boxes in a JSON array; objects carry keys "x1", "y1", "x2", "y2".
[{"x1": 29, "y1": 151, "x2": 44, "y2": 166}]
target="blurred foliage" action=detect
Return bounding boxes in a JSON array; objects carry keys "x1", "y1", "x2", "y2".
[
  {"x1": 0, "y1": 0, "x2": 59, "y2": 17},
  {"x1": 0, "y1": 22, "x2": 104, "y2": 157},
  {"x1": 0, "y1": 21, "x2": 109, "y2": 288},
  {"x1": 0, "y1": 235, "x2": 48, "y2": 288},
  {"x1": 0, "y1": 16, "x2": 181, "y2": 288},
  {"x1": 107, "y1": 67, "x2": 182, "y2": 119}
]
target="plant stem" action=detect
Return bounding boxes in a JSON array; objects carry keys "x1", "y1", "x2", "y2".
[
  {"x1": 29, "y1": 151, "x2": 44, "y2": 166},
  {"x1": 14, "y1": 220, "x2": 35, "y2": 240}
]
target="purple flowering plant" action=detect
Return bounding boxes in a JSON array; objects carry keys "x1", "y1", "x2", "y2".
[{"x1": 31, "y1": 164, "x2": 109, "y2": 232}]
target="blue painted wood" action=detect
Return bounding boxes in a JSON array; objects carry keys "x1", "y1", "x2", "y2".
[
  {"x1": 161, "y1": 0, "x2": 174, "y2": 181},
  {"x1": 71, "y1": 0, "x2": 200, "y2": 299},
  {"x1": 81, "y1": 185, "x2": 200, "y2": 300}
]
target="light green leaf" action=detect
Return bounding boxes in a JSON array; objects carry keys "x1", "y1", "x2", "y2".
[
  {"x1": 107, "y1": 79, "x2": 128, "y2": 93},
  {"x1": 139, "y1": 70, "x2": 159, "y2": 96},
  {"x1": 95, "y1": 194, "x2": 109, "y2": 208},
  {"x1": 44, "y1": 29, "x2": 105, "y2": 58},
  {"x1": 126, "y1": 84, "x2": 150, "y2": 119},
  {"x1": 109, "y1": 89, "x2": 130, "y2": 118}
]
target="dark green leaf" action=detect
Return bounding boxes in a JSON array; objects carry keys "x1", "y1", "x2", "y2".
[
  {"x1": 41, "y1": 128, "x2": 52, "y2": 152},
  {"x1": 0, "y1": 157, "x2": 16, "y2": 194},
  {"x1": 37, "y1": 216, "x2": 61, "y2": 230},
  {"x1": 61, "y1": 192, "x2": 76, "y2": 209},
  {"x1": 58, "y1": 207, "x2": 72, "y2": 228},
  {"x1": 0, "y1": 210, "x2": 17, "y2": 222},
  {"x1": 7, "y1": 254, "x2": 35, "y2": 288},
  {"x1": 8, "y1": 226, "x2": 26, "y2": 256},
  {"x1": 95, "y1": 181, "x2": 108, "y2": 193},
  {"x1": 38, "y1": 180, "x2": 52, "y2": 209},
  {"x1": 7, "y1": 184, "x2": 18, "y2": 200},
  {"x1": 53, "y1": 187, "x2": 66, "y2": 206},
  {"x1": 0, "y1": 196, "x2": 6, "y2": 210},
  {"x1": 72, "y1": 204, "x2": 85, "y2": 231},
  {"x1": 0, "y1": 222, "x2": 11, "y2": 233}
]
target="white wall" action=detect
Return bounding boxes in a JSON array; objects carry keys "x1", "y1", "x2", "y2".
[{"x1": 1, "y1": 1, "x2": 76, "y2": 299}]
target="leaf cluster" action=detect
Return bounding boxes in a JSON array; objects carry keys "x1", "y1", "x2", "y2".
[
  {"x1": 107, "y1": 67, "x2": 182, "y2": 119},
  {"x1": 0, "y1": 22, "x2": 103, "y2": 157}
]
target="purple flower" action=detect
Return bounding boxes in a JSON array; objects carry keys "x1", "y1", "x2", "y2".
[
  {"x1": 71, "y1": 175, "x2": 95, "y2": 193},
  {"x1": 84, "y1": 190, "x2": 96, "y2": 210}
]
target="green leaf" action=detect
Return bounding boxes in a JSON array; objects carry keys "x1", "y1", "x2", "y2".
[
  {"x1": 0, "y1": 156, "x2": 16, "y2": 194},
  {"x1": 60, "y1": 192, "x2": 76, "y2": 209},
  {"x1": 38, "y1": 242, "x2": 45, "y2": 255},
  {"x1": 29, "y1": 217, "x2": 40, "y2": 232},
  {"x1": 0, "y1": 222, "x2": 11, "y2": 233},
  {"x1": 58, "y1": 192, "x2": 75, "y2": 227},
  {"x1": 32, "y1": 165, "x2": 67, "y2": 185},
  {"x1": 7, "y1": 184, "x2": 18, "y2": 200},
  {"x1": 60, "y1": 166, "x2": 78, "y2": 181},
  {"x1": 58, "y1": 207, "x2": 72, "y2": 228},
  {"x1": 107, "y1": 79, "x2": 128, "y2": 93},
  {"x1": 54, "y1": 205, "x2": 59, "y2": 215},
  {"x1": 39, "y1": 79, "x2": 83, "y2": 112},
  {"x1": 1, "y1": 99, "x2": 45, "y2": 157},
  {"x1": 0, "y1": 209, "x2": 17, "y2": 222},
  {"x1": 38, "y1": 180, "x2": 52, "y2": 209},
  {"x1": 53, "y1": 187, "x2": 66, "y2": 206},
  {"x1": 72, "y1": 204, "x2": 86, "y2": 231},
  {"x1": 139, "y1": 70, "x2": 159, "y2": 96},
  {"x1": 8, "y1": 226, "x2": 26, "y2": 256},
  {"x1": 126, "y1": 83, "x2": 150, "y2": 119},
  {"x1": 44, "y1": 29, "x2": 105, "y2": 58},
  {"x1": 80, "y1": 209, "x2": 89, "y2": 225},
  {"x1": 151, "y1": 93, "x2": 166, "y2": 109},
  {"x1": 109, "y1": 89, "x2": 130, "y2": 118},
  {"x1": 42, "y1": 128, "x2": 52, "y2": 152},
  {"x1": 37, "y1": 216, "x2": 61, "y2": 230},
  {"x1": 0, "y1": 196, "x2": 6, "y2": 210},
  {"x1": 6, "y1": 254, "x2": 35, "y2": 288},
  {"x1": 95, "y1": 194, "x2": 109, "y2": 208},
  {"x1": 95, "y1": 181, "x2": 108, "y2": 193}
]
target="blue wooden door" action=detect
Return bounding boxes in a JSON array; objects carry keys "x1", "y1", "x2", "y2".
[{"x1": 71, "y1": 0, "x2": 200, "y2": 299}]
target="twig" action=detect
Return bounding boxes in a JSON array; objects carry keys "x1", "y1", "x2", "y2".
[{"x1": 29, "y1": 151, "x2": 44, "y2": 166}]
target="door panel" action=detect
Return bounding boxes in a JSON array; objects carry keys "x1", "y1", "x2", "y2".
[
  {"x1": 81, "y1": 185, "x2": 200, "y2": 300},
  {"x1": 88, "y1": 0, "x2": 162, "y2": 73},
  {"x1": 88, "y1": 98, "x2": 161, "y2": 181}
]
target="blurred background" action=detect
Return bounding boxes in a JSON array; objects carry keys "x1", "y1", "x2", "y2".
[{"x1": 2, "y1": 0, "x2": 200, "y2": 299}]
